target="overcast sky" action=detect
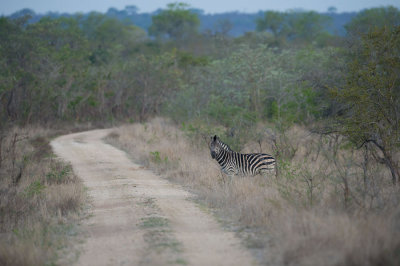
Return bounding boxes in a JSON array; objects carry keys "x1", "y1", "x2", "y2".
[{"x1": 1, "y1": 0, "x2": 399, "y2": 15}]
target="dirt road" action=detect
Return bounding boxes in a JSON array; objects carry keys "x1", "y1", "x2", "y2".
[{"x1": 51, "y1": 129, "x2": 256, "y2": 266}]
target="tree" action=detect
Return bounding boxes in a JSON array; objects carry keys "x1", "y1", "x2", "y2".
[
  {"x1": 327, "y1": 6, "x2": 337, "y2": 14},
  {"x1": 125, "y1": 5, "x2": 139, "y2": 15},
  {"x1": 123, "y1": 52, "x2": 183, "y2": 121},
  {"x1": 214, "y1": 19, "x2": 233, "y2": 36},
  {"x1": 332, "y1": 26, "x2": 400, "y2": 184},
  {"x1": 256, "y1": 11, "x2": 285, "y2": 37},
  {"x1": 285, "y1": 11, "x2": 332, "y2": 42},
  {"x1": 9, "y1": 8, "x2": 35, "y2": 21},
  {"x1": 345, "y1": 6, "x2": 400, "y2": 36},
  {"x1": 256, "y1": 10, "x2": 331, "y2": 44},
  {"x1": 24, "y1": 17, "x2": 91, "y2": 121},
  {"x1": 0, "y1": 17, "x2": 30, "y2": 123},
  {"x1": 81, "y1": 13, "x2": 146, "y2": 63},
  {"x1": 149, "y1": 3, "x2": 199, "y2": 41}
]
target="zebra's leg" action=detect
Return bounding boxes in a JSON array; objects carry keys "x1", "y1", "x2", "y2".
[
  {"x1": 221, "y1": 168, "x2": 235, "y2": 185},
  {"x1": 220, "y1": 170, "x2": 227, "y2": 184},
  {"x1": 221, "y1": 172, "x2": 233, "y2": 185},
  {"x1": 227, "y1": 173, "x2": 235, "y2": 185}
]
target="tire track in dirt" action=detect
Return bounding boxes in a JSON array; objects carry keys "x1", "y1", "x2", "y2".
[{"x1": 51, "y1": 129, "x2": 257, "y2": 266}]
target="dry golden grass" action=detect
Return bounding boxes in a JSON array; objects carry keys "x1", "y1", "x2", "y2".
[
  {"x1": 0, "y1": 126, "x2": 85, "y2": 266},
  {"x1": 107, "y1": 117, "x2": 400, "y2": 266}
]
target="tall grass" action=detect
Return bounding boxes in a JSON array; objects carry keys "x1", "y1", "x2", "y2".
[
  {"x1": 0, "y1": 126, "x2": 85, "y2": 266},
  {"x1": 107, "y1": 117, "x2": 400, "y2": 266}
]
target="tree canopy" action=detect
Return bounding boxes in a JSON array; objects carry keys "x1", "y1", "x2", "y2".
[
  {"x1": 256, "y1": 10, "x2": 332, "y2": 44},
  {"x1": 149, "y1": 3, "x2": 200, "y2": 41},
  {"x1": 345, "y1": 6, "x2": 400, "y2": 36},
  {"x1": 332, "y1": 26, "x2": 400, "y2": 183}
]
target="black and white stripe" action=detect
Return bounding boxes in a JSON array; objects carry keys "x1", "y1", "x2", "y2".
[{"x1": 210, "y1": 135, "x2": 275, "y2": 176}]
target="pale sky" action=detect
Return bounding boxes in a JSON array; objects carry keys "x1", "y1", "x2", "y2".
[{"x1": 1, "y1": 0, "x2": 399, "y2": 15}]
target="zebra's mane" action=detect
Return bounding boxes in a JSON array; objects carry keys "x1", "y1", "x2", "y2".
[{"x1": 217, "y1": 138, "x2": 233, "y2": 152}]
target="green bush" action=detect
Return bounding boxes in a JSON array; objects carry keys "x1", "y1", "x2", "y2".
[{"x1": 25, "y1": 181, "x2": 46, "y2": 197}]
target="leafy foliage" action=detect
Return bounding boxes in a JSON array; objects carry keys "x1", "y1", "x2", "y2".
[
  {"x1": 332, "y1": 26, "x2": 400, "y2": 183},
  {"x1": 256, "y1": 11, "x2": 285, "y2": 37},
  {"x1": 149, "y1": 3, "x2": 200, "y2": 41},
  {"x1": 168, "y1": 45, "x2": 344, "y2": 130},
  {"x1": 345, "y1": 6, "x2": 400, "y2": 36},
  {"x1": 256, "y1": 10, "x2": 332, "y2": 44}
]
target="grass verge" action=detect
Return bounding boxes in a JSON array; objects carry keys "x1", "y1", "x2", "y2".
[
  {"x1": 0, "y1": 126, "x2": 85, "y2": 266},
  {"x1": 106, "y1": 117, "x2": 400, "y2": 266}
]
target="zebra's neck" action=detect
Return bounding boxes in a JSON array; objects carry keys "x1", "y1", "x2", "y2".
[{"x1": 216, "y1": 149, "x2": 235, "y2": 167}]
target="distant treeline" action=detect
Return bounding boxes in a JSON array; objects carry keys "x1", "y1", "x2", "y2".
[{"x1": 8, "y1": 5, "x2": 357, "y2": 36}]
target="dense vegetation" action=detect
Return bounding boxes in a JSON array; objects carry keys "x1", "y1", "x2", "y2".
[{"x1": 1, "y1": 3, "x2": 400, "y2": 265}]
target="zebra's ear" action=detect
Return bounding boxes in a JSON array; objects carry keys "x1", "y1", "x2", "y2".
[{"x1": 213, "y1": 135, "x2": 217, "y2": 141}]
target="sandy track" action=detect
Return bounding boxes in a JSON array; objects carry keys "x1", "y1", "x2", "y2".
[{"x1": 51, "y1": 129, "x2": 256, "y2": 266}]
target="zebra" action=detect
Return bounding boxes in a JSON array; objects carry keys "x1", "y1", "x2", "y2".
[{"x1": 210, "y1": 135, "x2": 276, "y2": 176}]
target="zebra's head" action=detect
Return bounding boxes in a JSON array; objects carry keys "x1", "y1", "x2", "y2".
[
  {"x1": 210, "y1": 135, "x2": 229, "y2": 159},
  {"x1": 210, "y1": 135, "x2": 219, "y2": 159}
]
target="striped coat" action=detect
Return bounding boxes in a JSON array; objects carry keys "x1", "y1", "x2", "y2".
[{"x1": 210, "y1": 135, "x2": 275, "y2": 176}]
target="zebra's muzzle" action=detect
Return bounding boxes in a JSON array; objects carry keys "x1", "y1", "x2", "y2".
[{"x1": 211, "y1": 151, "x2": 216, "y2": 159}]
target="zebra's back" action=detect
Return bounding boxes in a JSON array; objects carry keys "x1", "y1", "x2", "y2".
[
  {"x1": 210, "y1": 135, "x2": 276, "y2": 177},
  {"x1": 236, "y1": 152, "x2": 275, "y2": 175}
]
